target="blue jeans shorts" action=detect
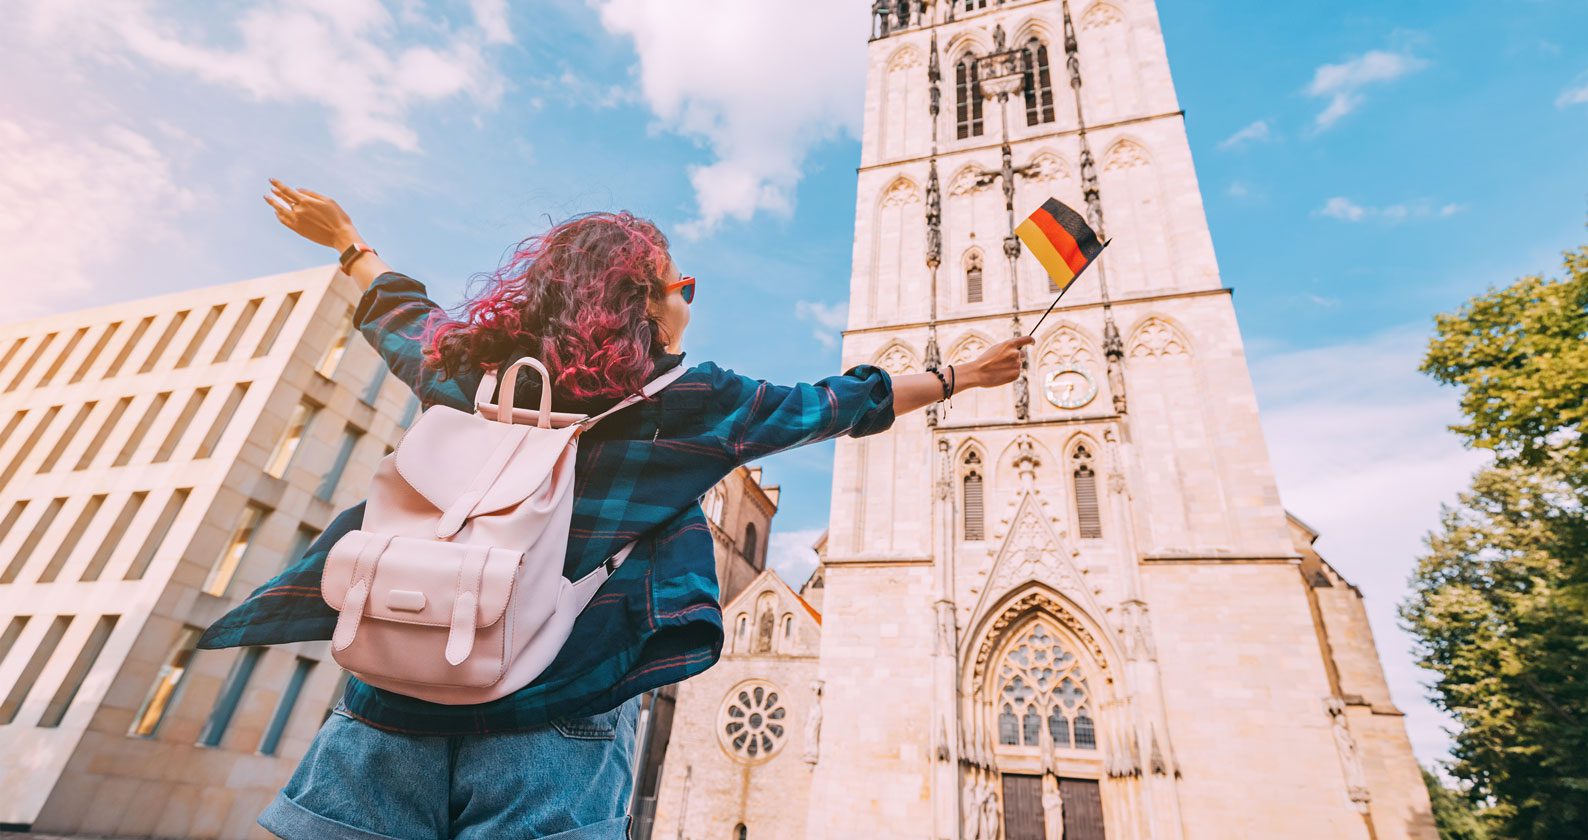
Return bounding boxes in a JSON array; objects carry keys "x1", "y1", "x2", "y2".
[{"x1": 258, "y1": 696, "x2": 642, "y2": 839}]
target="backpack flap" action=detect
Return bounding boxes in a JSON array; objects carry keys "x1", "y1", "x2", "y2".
[{"x1": 393, "y1": 406, "x2": 580, "y2": 538}]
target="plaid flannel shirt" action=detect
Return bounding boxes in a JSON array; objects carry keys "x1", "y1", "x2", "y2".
[{"x1": 197, "y1": 271, "x2": 894, "y2": 735}]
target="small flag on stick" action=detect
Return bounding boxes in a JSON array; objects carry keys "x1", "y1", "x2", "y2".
[{"x1": 1017, "y1": 197, "x2": 1110, "y2": 336}]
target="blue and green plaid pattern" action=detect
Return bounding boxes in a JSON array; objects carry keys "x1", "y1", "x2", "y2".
[{"x1": 197, "y1": 272, "x2": 894, "y2": 735}]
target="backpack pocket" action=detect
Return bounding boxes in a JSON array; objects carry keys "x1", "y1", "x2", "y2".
[{"x1": 321, "y1": 529, "x2": 545, "y2": 689}]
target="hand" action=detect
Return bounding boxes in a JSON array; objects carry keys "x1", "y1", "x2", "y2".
[
  {"x1": 265, "y1": 178, "x2": 361, "y2": 250},
  {"x1": 960, "y1": 336, "x2": 1034, "y2": 389}
]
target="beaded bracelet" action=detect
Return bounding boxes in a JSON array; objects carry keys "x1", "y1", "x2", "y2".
[{"x1": 926, "y1": 365, "x2": 951, "y2": 401}]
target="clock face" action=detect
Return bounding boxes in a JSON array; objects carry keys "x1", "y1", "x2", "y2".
[{"x1": 1043, "y1": 366, "x2": 1098, "y2": 410}]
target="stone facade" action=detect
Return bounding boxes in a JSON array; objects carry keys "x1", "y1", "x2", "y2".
[{"x1": 653, "y1": 1, "x2": 1435, "y2": 838}]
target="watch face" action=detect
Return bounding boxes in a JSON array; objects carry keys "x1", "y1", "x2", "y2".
[{"x1": 1043, "y1": 366, "x2": 1098, "y2": 409}]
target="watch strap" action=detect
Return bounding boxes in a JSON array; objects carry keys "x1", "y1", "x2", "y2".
[{"x1": 339, "y1": 242, "x2": 375, "y2": 272}]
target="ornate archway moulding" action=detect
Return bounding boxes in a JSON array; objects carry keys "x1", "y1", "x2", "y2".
[{"x1": 962, "y1": 585, "x2": 1115, "y2": 690}]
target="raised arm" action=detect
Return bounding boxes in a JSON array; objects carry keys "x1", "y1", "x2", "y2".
[{"x1": 265, "y1": 177, "x2": 391, "y2": 291}]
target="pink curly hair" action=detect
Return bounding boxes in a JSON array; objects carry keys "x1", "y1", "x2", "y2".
[{"x1": 424, "y1": 210, "x2": 671, "y2": 401}]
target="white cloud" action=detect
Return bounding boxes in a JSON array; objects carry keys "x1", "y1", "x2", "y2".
[
  {"x1": 1556, "y1": 72, "x2": 1588, "y2": 108},
  {"x1": 589, "y1": 0, "x2": 869, "y2": 238},
  {"x1": 1217, "y1": 119, "x2": 1271, "y2": 151},
  {"x1": 767, "y1": 528, "x2": 824, "y2": 590},
  {"x1": 1251, "y1": 325, "x2": 1490, "y2": 764},
  {"x1": 0, "y1": 119, "x2": 199, "y2": 319},
  {"x1": 794, "y1": 299, "x2": 849, "y2": 349},
  {"x1": 1317, "y1": 196, "x2": 1463, "y2": 223},
  {"x1": 16, "y1": 0, "x2": 511, "y2": 153},
  {"x1": 1306, "y1": 49, "x2": 1427, "y2": 130}
]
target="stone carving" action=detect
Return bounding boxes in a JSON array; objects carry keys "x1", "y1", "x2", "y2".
[
  {"x1": 962, "y1": 779, "x2": 984, "y2": 840},
  {"x1": 970, "y1": 590, "x2": 1111, "y2": 689},
  {"x1": 1026, "y1": 151, "x2": 1071, "y2": 183},
  {"x1": 950, "y1": 332, "x2": 990, "y2": 365},
  {"x1": 719, "y1": 680, "x2": 788, "y2": 762},
  {"x1": 1038, "y1": 325, "x2": 1099, "y2": 370},
  {"x1": 935, "y1": 599, "x2": 957, "y2": 655},
  {"x1": 874, "y1": 342, "x2": 920, "y2": 374},
  {"x1": 983, "y1": 503, "x2": 1087, "y2": 603},
  {"x1": 1103, "y1": 139, "x2": 1150, "y2": 171},
  {"x1": 881, "y1": 177, "x2": 921, "y2": 208},
  {"x1": 1326, "y1": 697, "x2": 1372, "y2": 812},
  {"x1": 1043, "y1": 783, "x2": 1066, "y2": 840},
  {"x1": 949, "y1": 165, "x2": 989, "y2": 196},
  {"x1": 978, "y1": 777, "x2": 1000, "y2": 840},
  {"x1": 802, "y1": 680, "x2": 824, "y2": 764},
  {"x1": 888, "y1": 45, "x2": 922, "y2": 72},
  {"x1": 1129, "y1": 317, "x2": 1189, "y2": 358},
  {"x1": 1081, "y1": 1, "x2": 1124, "y2": 30},
  {"x1": 1119, "y1": 599, "x2": 1157, "y2": 662}
]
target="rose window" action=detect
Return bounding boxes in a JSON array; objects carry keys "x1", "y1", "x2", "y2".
[{"x1": 720, "y1": 681, "x2": 788, "y2": 761}]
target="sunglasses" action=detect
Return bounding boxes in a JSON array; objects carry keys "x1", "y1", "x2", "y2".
[{"x1": 664, "y1": 275, "x2": 697, "y2": 304}]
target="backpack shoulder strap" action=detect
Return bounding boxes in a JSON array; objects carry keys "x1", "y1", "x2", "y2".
[{"x1": 577, "y1": 365, "x2": 688, "y2": 430}]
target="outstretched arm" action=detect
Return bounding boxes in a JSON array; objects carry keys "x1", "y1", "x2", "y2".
[
  {"x1": 890, "y1": 336, "x2": 1033, "y2": 415},
  {"x1": 265, "y1": 178, "x2": 391, "y2": 290}
]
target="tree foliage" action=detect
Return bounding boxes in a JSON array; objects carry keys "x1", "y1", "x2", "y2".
[{"x1": 1423, "y1": 767, "x2": 1491, "y2": 840}]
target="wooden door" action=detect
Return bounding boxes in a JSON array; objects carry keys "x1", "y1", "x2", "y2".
[
  {"x1": 1059, "y1": 777, "x2": 1106, "y2": 840},
  {"x1": 1001, "y1": 773, "x2": 1046, "y2": 840}
]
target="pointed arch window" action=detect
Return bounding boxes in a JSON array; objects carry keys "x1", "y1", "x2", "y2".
[
  {"x1": 993, "y1": 622, "x2": 1098, "y2": 751},
  {"x1": 955, "y1": 56, "x2": 985, "y2": 139},
  {"x1": 1073, "y1": 445, "x2": 1102, "y2": 539},
  {"x1": 962, "y1": 450, "x2": 985, "y2": 540},
  {"x1": 744, "y1": 522, "x2": 760, "y2": 567},
  {"x1": 965, "y1": 250, "x2": 984, "y2": 303},
  {"x1": 1022, "y1": 38, "x2": 1057, "y2": 125}
]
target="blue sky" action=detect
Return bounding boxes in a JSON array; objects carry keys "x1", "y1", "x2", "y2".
[{"x1": 2, "y1": 0, "x2": 1584, "y2": 765}]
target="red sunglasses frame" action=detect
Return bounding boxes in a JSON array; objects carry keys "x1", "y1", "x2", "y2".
[{"x1": 664, "y1": 275, "x2": 696, "y2": 304}]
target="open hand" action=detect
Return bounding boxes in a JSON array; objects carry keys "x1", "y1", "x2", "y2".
[
  {"x1": 264, "y1": 178, "x2": 360, "y2": 250},
  {"x1": 962, "y1": 336, "x2": 1034, "y2": 388}
]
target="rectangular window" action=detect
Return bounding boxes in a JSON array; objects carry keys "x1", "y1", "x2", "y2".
[
  {"x1": 37, "y1": 615, "x2": 119, "y2": 727},
  {"x1": 37, "y1": 401, "x2": 96, "y2": 473},
  {"x1": 129, "y1": 626, "x2": 200, "y2": 737},
  {"x1": 74, "y1": 397, "x2": 132, "y2": 470},
  {"x1": 37, "y1": 327, "x2": 87, "y2": 387},
  {"x1": 253, "y1": 292, "x2": 300, "y2": 358},
  {"x1": 0, "y1": 410, "x2": 26, "y2": 478},
  {"x1": 316, "y1": 307, "x2": 356, "y2": 377},
  {"x1": 963, "y1": 473, "x2": 985, "y2": 541},
  {"x1": 1074, "y1": 465, "x2": 1103, "y2": 539},
  {"x1": 1, "y1": 496, "x2": 66, "y2": 584},
  {"x1": 203, "y1": 503, "x2": 266, "y2": 596},
  {"x1": 0, "y1": 499, "x2": 26, "y2": 543},
  {"x1": 103, "y1": 316, "x2": 153, "y2": 378},
  {"x1": 259, "y1": 656, "x2": 315, "y2": 755},
  {"x1": 194, "y1": 383, "x2": 249, "y2": 459},
  {"x1": 213, "y1": 298, "x2": 262, "y2": 364},
  {"x1": 0, "y1": 337, "x2": 24, "y2": 381},
  {"x1": 0, "y1": 616, "x2": 29, "y2": 668},
  {"x1": 264, "y1": 400, "x2": 317, "y2": 478},
  {"x1": 151, "y1": 387, "x2": 210, "y2": 463},
  {"x1": 35, "y1": 494, "x2": 106, "y2": 583},
  {"x1": 69, "y1": 321, "x2": 120, "y2": 384},
  {"x1": 112, "y1": 392, "x2": 170, "y2": 467},
  {"x1": 361, "y1": 364, "x2": 386, "y2": 405},
  {"x1": 316, "y1": 425, "x2": 364, "y2": 502},
  {"x1": 122, "y1": 488, "x2": 190, "y2": 581},
  {"x1": 5, "y1": 332, "x2": 57, "y2": 392},
  {"x1": 80, "y1": 491, "x2": 146, "y2": 582},
  {"x1": 138, "y1": 310, "x2": 189, "y2": 374},
  {"x1": 0, "y1": 405, "x2": 59, "y2": 488},
  {"x1": 174, "y1": 305, "x2": 224, "y2": 369},
  {"x1": 197, "y1": 646, "x2": 263, "y2": 747},
  {"x1": 0, "y1": 615, "x2": 71, "y2": 724},
  {"x1": 284, "y1": 524, "x2": 319, "y2": 572}
]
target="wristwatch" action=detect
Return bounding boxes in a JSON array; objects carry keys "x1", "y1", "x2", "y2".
[{"x1": 338, "y1": 242, "x2": 376, "y2": 273}]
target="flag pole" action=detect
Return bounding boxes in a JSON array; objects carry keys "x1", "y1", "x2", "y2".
[{"x1": 1026, "y1": 239, "x2": 1110, "y2": 337}]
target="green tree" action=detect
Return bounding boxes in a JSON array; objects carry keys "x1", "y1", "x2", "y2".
[
  {"x1": 1420, "y1": 245, "x2": 1588, "y2": 481},
  {"x1": 1400, "y1": 465, "x2": 1588, "y2": 839},
  {"x1": 1422, "y1": 767, "x2": 1491, "y2": 840}
]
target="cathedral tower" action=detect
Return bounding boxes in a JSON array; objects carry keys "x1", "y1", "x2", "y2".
[{"x1": 806, "y1": 2, "x2": 1436, "y2": 838}]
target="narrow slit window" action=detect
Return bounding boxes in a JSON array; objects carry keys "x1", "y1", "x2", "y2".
[
  {"x1": 174, "y1": 305, "x2": 224, "y2": 369},
  {"x1": 0, "y1": 405, "x2": 60, "y2": 488},
  {"x1": 198, "y1": 646, "x2": 264, "y2": 747},
  {"x1": 69, "y1": 321, "x2": 121, "y2": 384},
  {"x1": 203, "y1": 503, "x2": 266, "y2": 596},
  {"x1": 74, "y1": 397, "x2": 132, "y2": 470},
  {"x1": 1, "y1": 496, "x2": 66, "y2": 583},
  {"x1": 253, "y1": 292, "x2": 301, "y2": 358},
  {"x1": 80, "y1": 491, "x2": 146, "y2": 582},
  {"x1": 0, "y1": 615, "x2": 71, "y2": 724},
  {"x1": 213, "y1": 298, "x2": 262, "y2": 364},
  {"x1": 122, "y1": 488, "x2": 190, "y2": 581},
  {"x1": 195, "y1": 383, "x2": 250, "y2": 459},
  {"x1": 103, "y1": 316, "x2": 153, "y2": 378},
  {"x1": 315, "y1": 426, "x2": 364, "y2": 502},
  {"x1": 138, "y1": 310, "x2": 189, "y2": 374},
  {"x1": 0, "y1": 499, "x2": 27, "y2": 543},
  {"x1": 35, "y1": 494, "x2": 106, "y2": 583},
  {"x1": 265, "y1": 400, "x2": 318, "y2": 478},
  {"x1": 1022, "y1": 40, "x2": 1057, "y2": 126},
  {"x1": 361, "y1": 364, "x2": 386, "y2": 405},
  {"x1": 37, "y1": 327, "x2": 88, "y2": 387},
  {"x1": 1073, "y1": 446, "x2": 1103, "y2": 539},
  {"x1": 962, "y1": 451, "x2": 985, "y2": 541},
  {"x1": 316, "y1": 307, "x2": 356, "y2": 377},
  {"x1": 5, "y1": 332, "x2": 57, "y2": 392},
  {"x1": 259, "y1": 656, "x2": 315, "y2": 755},
  {"x1": 966, "y1": 252, "x2": 984, "y2": 303},
  {"x1": 112, "y1": 392, "x2": 171, "y2": 467},
  {"x1": 283, "y1": 524, "x2": 319, "y2": 573},
  {"x1": 37, "y1": 401, "x2": 96, "y2": 473},
  {"x1": 152, "y1": 387, "x2": 211, "y2": 463},
  {"x1": 0, "y1": 410, "x2": 28, "y2": 479},
  {"x1": 0, "y1": 337, "x2": 25, "y2": 381},
  {"x1": 129, "y1": 626, "x2": 201, "y2": 737},
  {"x1": 0, "y1": 616, "x2": 30, "y2": 668},
  {"x1": 38, "y1": 615, "x2": 119, "y2": 727}
]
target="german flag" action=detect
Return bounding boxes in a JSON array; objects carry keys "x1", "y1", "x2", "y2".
[{"x1": 1015, "y1": 197, "x2": 1107, "y2": 291}]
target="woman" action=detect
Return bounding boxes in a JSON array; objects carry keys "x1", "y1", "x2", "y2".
[{"x1": 225, "y1": 178, "x2": 1031, "y2": 839}]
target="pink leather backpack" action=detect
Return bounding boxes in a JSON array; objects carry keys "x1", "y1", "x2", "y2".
[{"x1": 320, "y1": 357, "x2": 685, "y2": 704}]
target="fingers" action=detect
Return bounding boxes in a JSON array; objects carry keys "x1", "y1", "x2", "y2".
[{"x1": 269, "y1": 177, "x2": 311, "y2": 206}]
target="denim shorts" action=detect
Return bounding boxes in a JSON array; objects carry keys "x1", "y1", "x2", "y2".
[{"x1": 258, "y1": 695, "x2": 642, "y2": 839}]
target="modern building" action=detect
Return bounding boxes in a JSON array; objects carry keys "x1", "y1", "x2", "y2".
[
  {"x1": 648, "y1": 1, "x2": 1437, "y2": 838},
  {"x1": 0, "y1": 265, "x2": 416, "y2": 837}
]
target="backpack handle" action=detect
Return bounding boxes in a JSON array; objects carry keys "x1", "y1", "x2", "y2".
[{"x1": 494, "y1": 357, "x2": 554, "y2": 428}]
